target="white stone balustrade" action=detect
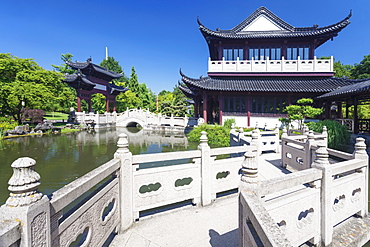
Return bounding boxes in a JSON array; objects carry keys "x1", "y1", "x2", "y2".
[
  {"x1": 230, "y1": 125, "x2": 279, "y2": 155},
  {"x1": 239, "y1": 137, "x2": 369, "y2": 246},
  {"x1": 208, "y1": 56, "x2": 334, "y2": 74},
  {"x1": 0, "y1": 131, "x2": 257, "y2": 246},
  {"x1": 281, "y1": 126, "x2": 329, "y2": 170}
]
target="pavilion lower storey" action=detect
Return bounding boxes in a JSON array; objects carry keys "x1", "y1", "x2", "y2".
[
  {"x1": 193, "y1": 91, "x2": 347, "y2": 129},
  {"x1": 194, "y1": 92, "x2": 312, "y2": 125}
]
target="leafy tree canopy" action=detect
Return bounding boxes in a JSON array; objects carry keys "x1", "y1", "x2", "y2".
[
  {"x1": 0, "y1": 53, "x2": 72, "y2": 123},
  {"x1": 351, "y1": 55, "x2": 370, "y2": 79},
  {"x1": 52, "y1": 53, "x2": 75, "y2": 74}
]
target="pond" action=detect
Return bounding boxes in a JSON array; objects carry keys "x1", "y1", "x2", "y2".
[{"x1": 0, "y1": 127, "x2": 198, "y2": 205}]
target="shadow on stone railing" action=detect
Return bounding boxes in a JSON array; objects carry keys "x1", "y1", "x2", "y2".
[
  {"x1": 239, "y1": 137, "x2": 369, "y2": 246},
  {"x1": 0, "y1": 131, "x2": 257, "y2": 247}
]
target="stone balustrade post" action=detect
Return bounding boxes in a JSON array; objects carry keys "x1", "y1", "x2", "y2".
[
  {"x1": 303, "y1": 125, "x2": 309, "y2": 135},
  {"x1": 282, "y1": 126, "x2": 287, "y2": 138},
  {"x1": 353, "y1": 137, "x2": 368, "y2": 217},
  {"x1": 238, "y1": 128, "x2": 244, "y2": 145},
  {"x1": 251, "y1": 129, "x2": 260, "y2": 155},
  {"x1": 95, "y1": 111, "x2": 100, "y2": 127},
  {"x1": 306, "y1": 130, "x2": 315, "y2": 168},
  {"x1": 312, "y1": 143, "x2": 332, "y2": 246},
  {"x1": 274, "y1": 124, "x2": 280, "y2": 153},
  {"x1": 114, "y1": 133, "x2": 134, "y2": 231},
  {"x1": 322, "y1": 126, "x2": 328, "y2": 147},
  {"x1": 198, "y1": 131, "x2": 214, "y2": 206},
  {"x1": 1, "y1": 157, "x2": 51, "y2": 247},
  {"x1": 239, "y1": 150, "x2": 259, "y2": 190},
  {"x1": 238, "y1": 150, "x2": 258, "y2": 247}
]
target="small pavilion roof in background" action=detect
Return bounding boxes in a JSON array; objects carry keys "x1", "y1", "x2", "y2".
[
  {"x1": 180, "y1": 71, "x2": 356, "y2": 94},
  {"x1": 317, "y1": 78, "x2": 370, "y2": 100},
  {"x1": 66, "y1": 58, "x2": 123, "y2": 82},
  {"x1": 108, "y1": 83, "x2": 129, "y2": 95},
  {"x1": 198, "y1": 6, "x2": 351, "y2": 47},
  {"x1": 64, "y1": 73, "x2": 95, "y2": 91}
]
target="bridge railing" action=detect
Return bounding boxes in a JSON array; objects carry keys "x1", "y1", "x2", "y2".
[
  {"x1": 239, "y1": 138, "x2": 368, "y2": 246},
  {"x1": 0, "y1": 131, "x2": 256, "y2": 246},
  {"x1": 230, "y1": 124, "x2": 279, "y2": 155},
  {"x1": 75, "y1": 111, "x2": 117, "y2": 128}
]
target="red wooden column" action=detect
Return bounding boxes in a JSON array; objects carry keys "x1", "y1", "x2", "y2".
[
  {"x1": 106, "y1": 98, "x2": 110, "y2": 112},
  {"x1": 194, "y1": 99, "x2": 199, "y2": 118},
  {"x1": 88, "y1": 99, "x2": 92, "y2": 112},
  {"x1": 219, "y1": 95, "x2": 223, "y2": 125},
  {"x1": 77, "y1": 96, "x2": 82, "y2": 112},
  {"x1": 354, "y1": 97, "x2": 359, "y2": 134},
  {"x1": 203, "y1": 93, "x2": 208, "y2": 123},
  {"x1": 246, "y1": 95, "x2": 251, "y2": 127},
  {"x1": 113, "y1": 99, "x2": 117, "y2": 112},
  {"x1": 337, "y1": 101, "x2": 343, "y2": 119}
]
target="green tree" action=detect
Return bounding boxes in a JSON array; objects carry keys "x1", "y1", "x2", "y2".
[
  {"x1": 0, "y1": 54, "x2": 67, "y2": 123},
  {"x1": 100, "y1": 56, "x2": 123, "y2": 74},
  {"x1": 334, "y1": 60, "x2": 354, "y2": 78},
  {"x1": 351, "y1": 55, "x2": 370, "y2": 79},
  {"x1": 280, "y1": 98, "x2": 323, "y2": 129},
  {"x1": 128, "y1": 66, "x2": 140, "y2": 94},
  {"x1": 52, "y1": 53, "x2": 75, "y2": 74}
]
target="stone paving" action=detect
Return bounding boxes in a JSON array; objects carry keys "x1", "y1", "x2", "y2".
[{"x1": 109, "y1": 152, "x2": 286, "y2": 247}]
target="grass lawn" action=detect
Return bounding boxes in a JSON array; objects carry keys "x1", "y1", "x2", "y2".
[{"x1": 44, "y1": 112, "x2": 68, "y2": 120}]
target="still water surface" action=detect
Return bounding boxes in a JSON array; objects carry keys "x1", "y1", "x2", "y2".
[{"x1": 0, "y1": 127, "x2": 197, "y2": 205}]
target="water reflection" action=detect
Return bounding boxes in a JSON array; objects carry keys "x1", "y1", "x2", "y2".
[{"x1": 0, "y1": 128, "x2": 196, "y2": 205}]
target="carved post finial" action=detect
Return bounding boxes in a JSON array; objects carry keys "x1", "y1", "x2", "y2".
[
  {"x1": 308, "y1": 130, "x2": 315, "y2": 140},
  {"x1": 312, "y1": 142, "x2": 329, "y2": 168},
  {"x1": 354, "y1": 137, "x2": 367, "y2": 159},
  {"x1": 282, "y1": 126, "x2": 287, "y2": 137},
  {"x1": 115, "y1": 133, "x2": 129, "y2": 156},
  {"x1": 255, "y1": 121, "x2": 259, "y2": 130},
  {"x1": 303, "y1": 125, "x2": 309, "y2": 135},
  {"x1": 199, "y1": 131, "x2": 208, "y2": 147},
  {"x1": 264, "y1": 122, "x2": 268, "y2": 131},
  {"x1": 6, "y1": 157, "x2": 43, "y2": 207},
  {"x1": 241, "y1": 150, "x2": 258, "y2": 185},
  {"x1": 231, "y1": 123, "x2": 235, "y2": 130}
]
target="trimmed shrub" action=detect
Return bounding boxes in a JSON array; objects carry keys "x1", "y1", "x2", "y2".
[{"x1": 187, "y1": 124, "x2": 230, "y2": 147}]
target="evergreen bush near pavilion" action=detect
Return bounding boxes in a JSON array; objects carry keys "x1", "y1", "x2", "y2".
[
  {"x1": 187, "y1": 124, "x2": 230, "y2": 147},
  {"x1": 307, "y1": 119, "x2": 350, "y2": 150}
]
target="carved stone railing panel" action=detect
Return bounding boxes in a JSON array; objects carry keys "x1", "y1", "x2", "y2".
[
  {"x1": 51, "y1": 179, "x2": 119, "y2": 247},
  {"x1": 212, "y1": 157, "x2": 244, "y2": 194},
  {"x1": 264, "y1": 188, "x2": 320, "y2": 246},
  {"x1": 133, "y1": 162, "x2": 201, "y2": 212}
]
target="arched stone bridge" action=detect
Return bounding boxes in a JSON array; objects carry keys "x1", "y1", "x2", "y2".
[
  {"x1": 116, "y1": 109, "x2": 197, "y2": 131},
  {"x1": 75, "y1": 109, "x2": 197, "y2": 130}
]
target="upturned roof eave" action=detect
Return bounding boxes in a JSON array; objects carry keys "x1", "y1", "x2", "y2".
[{"x1": 198, "y1": 9, "x2": 351, "y2": 41}]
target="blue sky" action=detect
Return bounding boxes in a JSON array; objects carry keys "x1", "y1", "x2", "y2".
[{"x1": 1, "y1": 0, "x2": 369, "y2": 93}]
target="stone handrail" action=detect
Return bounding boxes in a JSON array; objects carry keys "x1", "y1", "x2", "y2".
[
  {"x1": 230, "y1": 125, "x2": 279, "y2": 155},
  {"x1": 0, "y1": 131, "x2": 256, "y2": 246},
  {"x1": 239, "y1": 138, "x2": 368, "y2": 246},
  {"x1": 281, "y1": 126, "x2": 327, "y2": 170}
]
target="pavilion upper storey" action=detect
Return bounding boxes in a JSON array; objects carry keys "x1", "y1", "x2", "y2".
[{"x1": 199, "y1": 6, "x2": 351, "y2": 76}]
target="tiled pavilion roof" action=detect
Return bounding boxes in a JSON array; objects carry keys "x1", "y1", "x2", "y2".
[
  {"x1": 180, "y1": 71, "x2": 357, "y2": 94},
  {"x1": 198, "y1": 6, "x2": 351, "y2": 47},
  {"x1": 66, "y1": 58, "x2": 123, "y2": 81},
  {"x1": 317, "y1": 79, "x2": 370, "y2": 100},
  {"x1": 64, "y1": 72, "x2": 95, "y2": 91}
]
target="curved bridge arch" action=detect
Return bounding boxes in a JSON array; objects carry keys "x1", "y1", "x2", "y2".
[{"x1": 117, "y1": 117, "x2": 145, "y2": 128}]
